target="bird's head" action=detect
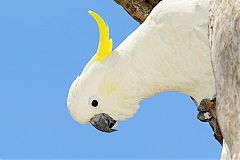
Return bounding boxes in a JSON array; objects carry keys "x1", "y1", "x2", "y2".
[{"x1": 67, "y1": 11, "x2": 140, "y2": 133}]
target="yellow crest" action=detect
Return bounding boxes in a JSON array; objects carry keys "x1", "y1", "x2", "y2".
[{"x1": 88, "y1": 11, "x2": 113, "y2": 62}]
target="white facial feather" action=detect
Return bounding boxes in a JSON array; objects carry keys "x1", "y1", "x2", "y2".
[{"x1": 67, "y1": 52, "x2": 142, "y2": 124}]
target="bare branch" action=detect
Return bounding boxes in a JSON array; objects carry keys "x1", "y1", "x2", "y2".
[{"x1": 114, "y1": 0, "x2": 162, "y2": 23}]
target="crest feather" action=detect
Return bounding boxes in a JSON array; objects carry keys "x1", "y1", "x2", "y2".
[{"x1": 88, "y1": 11, "x2": 113, "y2": 62}]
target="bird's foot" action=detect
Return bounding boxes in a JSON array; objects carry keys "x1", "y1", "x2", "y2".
[
  {"x1": 192, "y1": 96, "x2": 223, "y2": 145},
  {"x1": 197, "y1": 111, "x2": 213, "y2": 122},
  {"x1": 197, "y1": 98, "x2": 214, "y2": 122}
]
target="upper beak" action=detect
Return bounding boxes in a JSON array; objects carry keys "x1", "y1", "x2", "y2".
[{"x1": 90, "y1": 113, "x2": 117, "y2": 133}]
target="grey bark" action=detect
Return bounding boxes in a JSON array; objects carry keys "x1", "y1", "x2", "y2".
[{"x1": 209, "y1": 0, "x2": 240, "y2": 159}]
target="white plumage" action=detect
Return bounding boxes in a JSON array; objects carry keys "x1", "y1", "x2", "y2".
[{"x1": 67, "y1": 0, "x2": 215, "y2": 128}]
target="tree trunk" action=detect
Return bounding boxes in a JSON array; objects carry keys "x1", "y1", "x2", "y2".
[
  {"x1": 209, "y1": 0, "x2": 240, "y2": 159},
  {"x1": 114, "y1": 0, "x2": 223, "y2": 145}
]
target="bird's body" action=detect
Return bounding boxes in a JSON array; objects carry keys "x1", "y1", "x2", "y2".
[
  {"x1": 67, "y1": 0, "x2": 215, "y2": 130},
  {"x1": 113, "y1": 0, "x2": 215, "y2": 104}
]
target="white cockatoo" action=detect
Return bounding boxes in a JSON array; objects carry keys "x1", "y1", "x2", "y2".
[{"x1": 67, "y1": 0, "x2": 215, "y2": 132}]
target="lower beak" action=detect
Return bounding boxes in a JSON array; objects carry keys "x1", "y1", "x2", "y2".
[{"x1": 90, "y1": 113, "x2": 117, "y2": 133}]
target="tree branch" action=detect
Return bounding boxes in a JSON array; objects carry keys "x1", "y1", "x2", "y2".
[
  {"x1": 114, "y1": 0, "x2": 162, "y2": 23},
  {"x1": 209, "y1": 0, "x2": 240, "y2": 157}
]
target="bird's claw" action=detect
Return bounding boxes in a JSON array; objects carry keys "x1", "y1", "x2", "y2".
[
  {"x1": 197, "y1": 98, "x2": 214, "y2": 122},
  {"x1": 198, "y1": 99, "x2": 211, "y2": 112},
  {"x1": 193, "y1": 96, "x2": 223, "y2": 145},
  {"x1": 197, "y1": 111, "x2": 213, "y2": 122}
]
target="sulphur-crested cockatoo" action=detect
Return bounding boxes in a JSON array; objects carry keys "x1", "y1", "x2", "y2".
[{"x1": 67, "y1": 0, "x2": 215, "y2": 132}]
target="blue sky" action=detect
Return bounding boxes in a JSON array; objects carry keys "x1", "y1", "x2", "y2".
[{"x1": 0, "y1": 0, "x2": 221, "y2": 159}]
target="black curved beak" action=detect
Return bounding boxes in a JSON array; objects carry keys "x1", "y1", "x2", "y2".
[{"x1": 90, "y1": 113, "x2": 117, "y2": 133}]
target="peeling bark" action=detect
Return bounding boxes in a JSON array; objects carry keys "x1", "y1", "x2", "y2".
[
  {"x1": 114, "y1": 0, "x2": 162, "y2": 23},
  {"x1": 114, "y1": 0, "x2": 223, "y2": 145},
  {"x1": 209, "y1": 0, "x2": 240, "y2": 159}
]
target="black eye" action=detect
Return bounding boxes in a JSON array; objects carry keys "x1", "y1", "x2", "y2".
[
  {"x1": 91, "y1": 100, "x2": 98, "y2": 107},
  {"x1": 88, "y1": 96, "x2": 100, "y2": 108}
]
